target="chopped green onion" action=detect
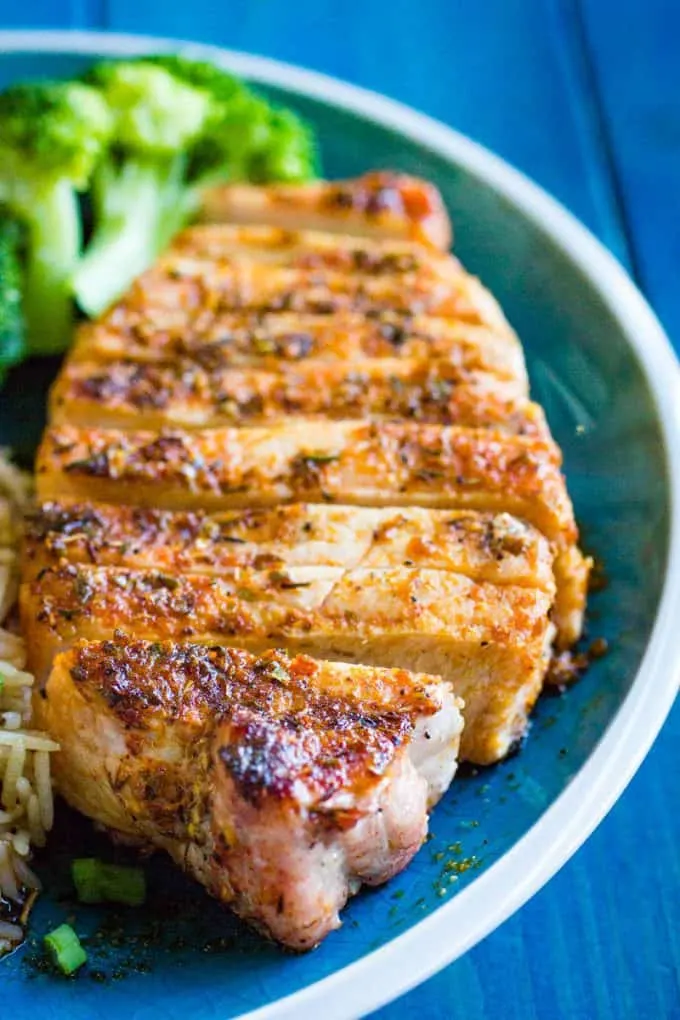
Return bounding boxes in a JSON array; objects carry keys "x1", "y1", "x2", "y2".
[
  {"x1": 44, "y1": 923, "x2": 87, "y2": 975},
  {"x1": 102, "y1": 863, "x2": 146, "y2": 906},
  {"x1": 72, "y1": 858, "x2": 146, "y2": 906},
  {"x1": 71, "y1": 858, "x2": 102, "y2": 904}
]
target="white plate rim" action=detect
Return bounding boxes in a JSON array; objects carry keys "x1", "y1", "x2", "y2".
[{"x1": 1, "y1": 29, "x2": 679, "y2": 1020}]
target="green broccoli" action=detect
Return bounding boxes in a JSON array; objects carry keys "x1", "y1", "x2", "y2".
[
  {"x1": 0, "y1": 80, "x2": 112, "y2": 354},
  {"x1": 147, "y1": 54, "x2": 318, "y2": 186},
  {"x1": 73, "y1": 56, "x2": 319, "y2": 317},
  {"x1": 248, "y1": 108, "x2": 319, "y2": 184},
  {"x1": 72, "y1": 60, "x2": 216, "y2": 317},
  {"x1": 0, "y1": 212, "x2": 26, "y2": 384}
]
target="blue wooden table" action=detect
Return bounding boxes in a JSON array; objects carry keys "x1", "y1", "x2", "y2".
[{"x1": 3, "y1": 4, "x2": 679, "y2": 1016}]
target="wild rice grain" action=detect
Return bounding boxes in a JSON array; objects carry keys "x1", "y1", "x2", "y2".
[
  {"x1": 11, "y1": 830, "x2": 30, "y2": 858},
  {"x1": 0, "y1": 921, "x2": 23, "y2": 941},
  {"x1": 12, "y1": 852, "x2": 41, "y2": 890},
  {"x1": 0, "y1": 452, "x2": 57, "y2": 945},
  {"x1": 1, "y1": 743, "x2": 25, "y2": 811},
  {"x1": 35, "y1": 751, "x2": 54, "y2": 831},
  {"x1": 14, "y1": 775, "x2": 31, "y2": 804},
  {"x1": 26, "y1": 794, "x2": 45, "y2": 848},
  {"x1": 0, "y1": 841, "x2": 19, "y2": 901}
]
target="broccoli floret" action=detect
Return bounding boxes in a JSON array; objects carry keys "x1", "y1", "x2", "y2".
[
  {"x1": 145, "y1": 54, "x2": 273, "y2": 184},
  {"x1": 0, "y1": 211, "x2": 26, "y2": 385},
  {"x1": 73, "y1": 56, "x2": 319, "y2": 317},
  {"x1": 248, "y1": 108, "x2": 319, "y2": 184},
  {"x1": 0, "y1": 81, "x2": 111, "y2": 354},
  {"x1": 151, "y1": 54, "x2": 318, "y2": 186},
  {"x1": 72, "y1": 61, "x2": 217, "y2": 317},
  {"x1": 144, "y1": 53, "x2": 247, "y2": 103}
]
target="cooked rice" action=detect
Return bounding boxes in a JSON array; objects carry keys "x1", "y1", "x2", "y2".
[{"x1": 0, "y1": 451, "x2": 57, "y2": 954}]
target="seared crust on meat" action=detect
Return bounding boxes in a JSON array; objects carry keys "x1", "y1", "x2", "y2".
[
  {"x1": 22, "y1": 565, "x2": 553, "y2": 660},
  {"x1": 551, "y1": 545, "x2": 592, "y2": 651},
  {"x1": 35, "y1": 422, "x2": 576, "y2": 547},
  {"x1": 169, "y1": 224, "x2": 452, "y2": 270},
  {"x1": 50, "y1": 359, "x2": 541, "y2": 433},
  {"x1": 42, "y1": 639, "x2": 463, "y2": 948},
  {"x1": 104, "y1": 254, "x2": 505, "y2": 326},
  {"x1": 71, "y1": 313, "x2": 524, "y2": 387},
  {"x1": 23, "y1": 502, "x2": 555, "y2": 592},
  {"x1": 23, "y1": 563, "x2": 554, "y2": 763},
  {"x1": 47, "y1": 642, "x2": 449, "y2": 810},
  {"x1": 198, "y1": 172, "x2": 453, "y2": 250}
]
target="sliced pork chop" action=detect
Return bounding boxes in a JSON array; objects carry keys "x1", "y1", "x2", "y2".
[
  {"x1": 169, "y1": 223, "x2": 453, "y2": 270},
  {"x1": 41, "y1": 639, "x2": 463, "y2": 949},
  {"x1": 23, "y1": 563, "x2": 554, "y2": 763},
  {"x1": 50, "y1": 359, "x2": 540, "y2": 433},
  {"x1": 23, "y1": 502, "x2": 555, "y2": 594},
  {"x1": 70, "y1": 312, "x2": 524, "y2": 386},
  {"x1": 197, "y1": 172, "x2": 453, "y2": 250},
  {"x1": 111, "y1": 254, "x2": 503, "y2": 326},
  {"x1": 35, "y1": 421, "x2": 587, "y2": 646},
  {"x1": 35, "y1": 422, "x2": 573, "y2": 542}
]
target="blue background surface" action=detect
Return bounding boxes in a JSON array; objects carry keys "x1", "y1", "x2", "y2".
[{"x1": 1, "y1": 4, "x2": 678, "y2": 1016}]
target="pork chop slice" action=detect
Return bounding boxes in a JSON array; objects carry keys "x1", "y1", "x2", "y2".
[
  {"x1": 23, "y1": 502, "x2": 555, "y2": 595},
  {"x1": 35, "y1": 421, "x2": 587, "y2": 646},
  {"x1": 168, "y1": 223, "x2": 453, "y2": 270},
  {"x1": 22, "y1": 564, "x2": 554, "y2": 764},
  {"x1": 197, "y1": 172, "x2": 453, "y2": 250},
  {"x1": 115, "y1": 253, "x2": 502, "y2": 325},
  {"x1": 41, "y1": 639, "x2": 463, "y2": 949},
  {"x1": 35, "y1": 422, "x2": 571, "y2": 539},
  {"x1": 50, "y1": 358, "x2": 540, "y2": 433},
  {"x1": 70, "y1": 312, "x2": 524, "y2": 383}
]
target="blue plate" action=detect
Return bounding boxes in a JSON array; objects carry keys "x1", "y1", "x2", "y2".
[{"x1": 1, "y1": 31, "x2": 679, "y2": 1020}]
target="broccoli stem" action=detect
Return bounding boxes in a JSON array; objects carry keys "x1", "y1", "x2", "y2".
[
  {"x1": 73, "y1": 159, "x2": 188, "y2": 317},
  {"x1": 21, "y1": 179, "x2": 80, "y2": 356}
]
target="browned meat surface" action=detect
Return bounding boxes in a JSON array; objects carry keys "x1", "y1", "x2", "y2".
[
  {"x1": 197, "y1": 172, "x2": 453, "y2": 250},
  {"x1": 50, "y1": 359, "x2": 541, "y2": 433},
  {"x1": 41, "y1": 639, "x2": 463, "y2": 948},
  {"x1": 35, "y1": 422, "x2": 574, "y2": 543},
  {"x1": 23, "y1": 502, "x2": 555, "y2": 593},
  {"x1": 34, "y1": 421, "x2": 587, "y2": 646},
  {"x1": 105, "y1": 256, "x2": 502, "y2": 326},
  {"x1": 169, "y1": 223, "x2": 453, "y2": 269},
  {"x1": 71, "y1": 312, "x2": 524, "y2": 383},
  {"x1": 23, "y1": 563, "x2": 554, "y2": 764}
]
